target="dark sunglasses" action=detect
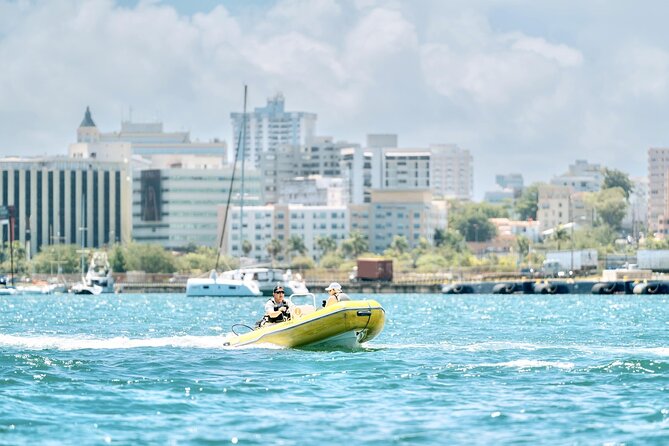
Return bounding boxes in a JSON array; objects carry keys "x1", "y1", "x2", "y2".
[{"x1": 274, "y1": 290, "x2": 285, "y2": 294}]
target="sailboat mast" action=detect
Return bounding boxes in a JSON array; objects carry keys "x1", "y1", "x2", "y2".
[
  {"x1": 215, "y1": 85, "x2": 248, "y2": 270},
  {"x1": 240, "y1": 85, "x2": 247, "y2": 262}
]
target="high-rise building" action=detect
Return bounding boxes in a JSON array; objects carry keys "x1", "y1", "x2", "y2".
[
  {"x1": 0, "y1": 157, "x2": 131, "y2": 256},
  {"x1": 230, "y1": 93, "x2": 316, "y2": 168},
  {"x1": 550, "y1": 159, "x2": 602, "y2": 193},
  {"x1": 429, "y1": 144, "x2": 474, "y2": 200},
  {"x1": 648, "y1": 148, "x2": 669, "y2": 236},
  {"x1": 344, "y1": 143, "x2": 474, "y2": 204}
]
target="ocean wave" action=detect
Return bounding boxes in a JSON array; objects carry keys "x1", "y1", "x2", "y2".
[
  {"x1": 0, "y1": 334, "x2": 252, "y2": 351},
  {"x1": 470, "y1": 359, "x2": 575, "y2": 370}
]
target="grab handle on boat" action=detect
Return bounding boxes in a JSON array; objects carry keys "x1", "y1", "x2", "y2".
[{"x1": 356, "y1": 310, "x2": 372, "y2": 317}]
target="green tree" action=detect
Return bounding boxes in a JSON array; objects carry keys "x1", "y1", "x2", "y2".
[
  {"x1": 449, "y1": 202, "x2": 500, "y2": 242},
  {"x1": 319, "y1": 252, "x2": 345, "y2": 269},
  {"x1": 388, "y1": 235, "x2": 409, "y2": 254},
  {"x1": 340, "y1": 231, "x2": 368, "y2": 258},
  {"x1": 266, "y1": 239, "x2": 282, "y2": 265},
  {"x1": 176, "y1": 246, "x2": 217, "y2": 274},
  {"x1": 602, "y1": 168, "x2": 634, "y2": 200},
  {"x1": 241, "y1": 240, "x2": 253, "y2": 257},
  {"x1": 516, "y1": 235, "x2": 530, "y2": 261},
  {"x1": 109, "y1": 243, "x2": 127, "y2": 273},
  {"x1": 124, "y1": 243, "x2": 176, "y2": 273},
  {"x1": 552, "y1": 225, "x2": 569, "y2": 250},
  {"x1": 315, "y1": 235, "x2": 337, "y2": 255},
  {"x1": 514, "y1": 184, "x2": 540, "y2": 221},
  {"x1": 31, "y1": 244, "x2": 80, "y2": 274},
  {"x1": 593, "y1": 187, "x2": 628, "y2": 229},
  {"x1": 290, "y1": 255, "x2": 315, "y2": 270},
  {"x1": 0, "y1": 241, "x2": 28, "y2": 276},
  {"x1": 286, "y1": 235, "x2": 307, "y2": 259}
]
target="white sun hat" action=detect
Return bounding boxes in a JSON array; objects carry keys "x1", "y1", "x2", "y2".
[{"x1": 324, "y1": 282, "x2": 342, "y2": 292}]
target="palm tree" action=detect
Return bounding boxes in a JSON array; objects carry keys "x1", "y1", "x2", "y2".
[
  {"x1": 315, "y1": 235, "x2": 337, "y2": 256},
  {"x1": 266, "y1": 239, "x2": 282, "y2": 266},
  {"x1": 241, "y1": 240, "x2": 253, "y2": 258},
  {"x1": 389, "y1": 235, "x2": 409, "y2": 254},
  {"x1": 286, "y1": 235, "x2": 307, "y2": 260},
  {"x1": 552, "y1": 225, "x2": 569, "y2": 250},
  {"x1": 348, "y1": 231, "x2": 368, "y2": 258}
]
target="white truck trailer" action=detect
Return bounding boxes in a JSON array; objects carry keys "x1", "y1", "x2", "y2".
[{"x1": 543, "y1": 249, "x2": 598, "y2": 275}]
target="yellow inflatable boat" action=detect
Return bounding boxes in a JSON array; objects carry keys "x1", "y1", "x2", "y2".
[{"x1": 224, "y1": 294, "x2": 385, "y2": 349}]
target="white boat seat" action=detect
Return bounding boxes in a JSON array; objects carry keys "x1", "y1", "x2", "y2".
[{"x1": 293, "y1": 304, "x2": 316, "y2": 318}]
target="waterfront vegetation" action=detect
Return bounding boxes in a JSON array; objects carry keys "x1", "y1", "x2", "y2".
[{"x1": 0, "y1": 169, "x2": 653, "y2": 279}]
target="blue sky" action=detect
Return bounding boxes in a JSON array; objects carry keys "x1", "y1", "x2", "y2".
[{"x1": 1, "y1": 0, "x2": 668, "y2": 198}]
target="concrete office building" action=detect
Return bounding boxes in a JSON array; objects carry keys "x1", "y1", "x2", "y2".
[
  {"x1": 70, "y1": 107, "x2": 227, "y2": 163},
  {"x1": 367, "y1": 189, "x2": 448, "y2": 253},
  {"x1": 0, "y1": 157, "x2": 131, "y2": 256},
  {"x1": 132, "y1": 164, "x2": 262, "y2": 249},
  {"x1": 230, "y1": 93, "x2": 316, "y2": 169}
]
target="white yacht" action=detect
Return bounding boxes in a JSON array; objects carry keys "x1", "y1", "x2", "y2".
[
  {"x1": 225, "y1": 267, "x2": 309, "y2": 296},
  {"x1": 71, "y1": 251, "x2": 114, "y2": 295},
  {"x1": 186, "y1": 269, "x2": 262, "y2": 297}
]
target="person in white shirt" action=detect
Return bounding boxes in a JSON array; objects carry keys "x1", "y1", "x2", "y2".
[
  {"x1": 324, "y1": 282, "x2": 351, "y2": 307},
  {"x1": 263, "y1": 285, "x2": 295, "y2": 323}
]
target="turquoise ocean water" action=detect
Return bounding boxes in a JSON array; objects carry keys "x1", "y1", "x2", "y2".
[{"x1": 1, "y1": 293, "x2": 669, "y2": 445}]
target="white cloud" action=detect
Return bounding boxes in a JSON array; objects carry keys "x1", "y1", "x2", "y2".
[
  {"x1": 510, "y1": 35, "x2": 583, "y2": 67},
  {"x1": 0, "y1": 0, "x2": 667, "y2": 197}
]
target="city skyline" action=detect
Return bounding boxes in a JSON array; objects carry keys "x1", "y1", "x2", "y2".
[{"x1": 2, "y1": 0, "x2": 669, "y2": 198}]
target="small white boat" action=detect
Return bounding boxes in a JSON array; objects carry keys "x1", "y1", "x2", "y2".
[
  {"x1": 0, "y1": 287, "x2": 18, "y2": 295},
  {"x1": 70, "y1": 281, "x2": 103, "y2": 295},
  {"x1": 186, "y1": 269, "x2": 262, "y2": 297},
  {"x1": 84, "y1": 252, "x2": 115, "y2": 293}
]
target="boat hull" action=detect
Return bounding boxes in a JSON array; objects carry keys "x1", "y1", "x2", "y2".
[
  {"x1": 186, "y1": 278, "x2": 262, "y2": 297},
  {"x1": 224, "y1": 300, "x2": 385, "y2": 349}
]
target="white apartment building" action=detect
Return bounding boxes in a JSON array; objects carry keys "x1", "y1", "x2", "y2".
[
  {"x1": 280, "y1": 176, "x2": 345, "y2": 206},
  {"x1": 0, "y1": 157, "x2": 132, "y2": 256},
  {"x1": 230, "y1": 93, "x2": 316, "y2": 169},
  {"x1": 537, "y1": 184, "x2": 571, "y2": 232},
  {"x1": 537, "y1": 185, "x2": 595, "y2": 233},
  {"x1": 220, "y1": 204, "x2": 349, "y2": 262},
  {"x1": 550, "y1": 159, "x2": 602, "y2": 193},
  {"x1": 367, "y1": 189, "x2": 448, "y2": 253},
  {"x1": 648, "y1": 148, "x2": 669, "y2": 235},
  {"x1": 430, "y1": 144, "x2": 474, "y2": 200},
  {"x1": 340, "y1": 146, "x2": 373, "y2": 205},
  {"x1": 341, "y1": 143, "x2": 474, "y2": 204}
]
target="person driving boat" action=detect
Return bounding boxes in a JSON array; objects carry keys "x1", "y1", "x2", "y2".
[{"x1": 263, "y1": 285, "x2": 295, "y2": 323}]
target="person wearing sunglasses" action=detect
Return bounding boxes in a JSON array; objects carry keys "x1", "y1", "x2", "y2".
[{"x1": 263, "y1": 285, "x2": 294, "y2": 323}]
